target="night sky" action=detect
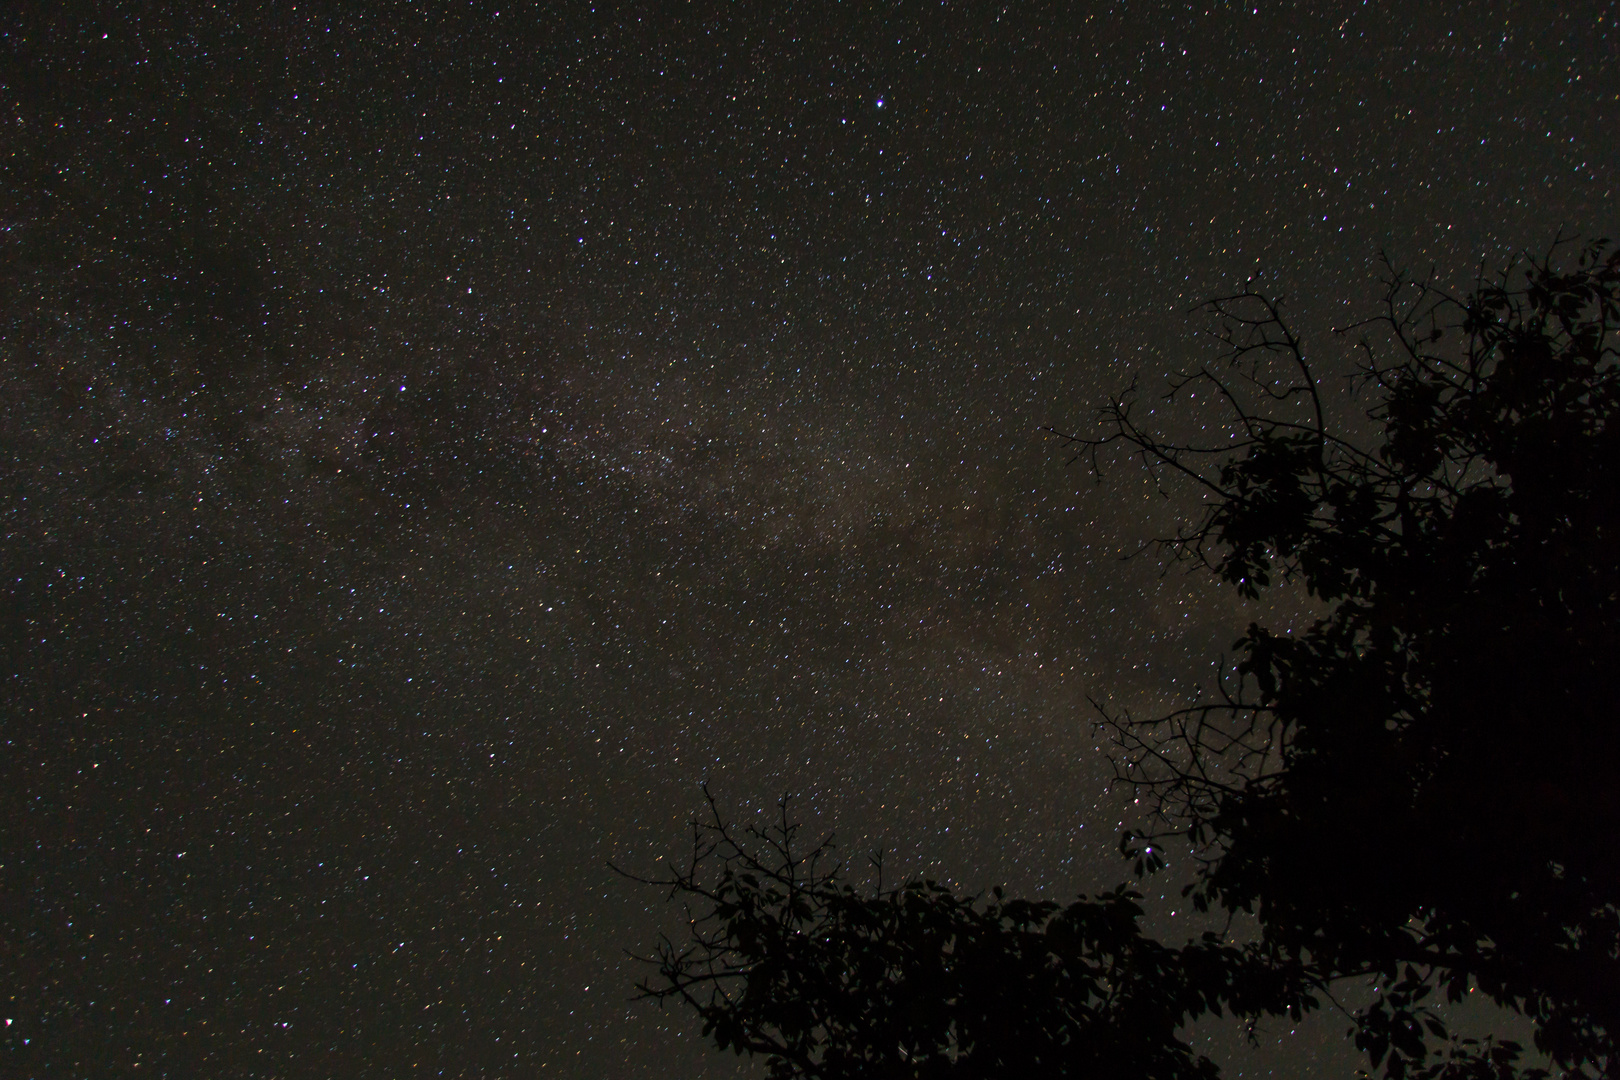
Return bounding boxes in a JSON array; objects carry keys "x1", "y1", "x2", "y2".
[{"x1": 2, "y1": 3, "x2": 1613, "y2": 1076}]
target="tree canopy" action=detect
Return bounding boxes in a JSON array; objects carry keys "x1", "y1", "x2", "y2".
[
  {"x1": 628, "y1": 239, "x2": 1620, "y2": 1080},
  {"x1": 627, "y1": 790, "x2": 1317, "y2": 1080}
]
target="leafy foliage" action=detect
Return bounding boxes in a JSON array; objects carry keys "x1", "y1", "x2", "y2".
[
  {"x1": 625, "y1": 789, "x2": 1308, "y2": 1080},
  {"x1": 1079, "y1": 238, "x2": 1620, "y2": 1079}
]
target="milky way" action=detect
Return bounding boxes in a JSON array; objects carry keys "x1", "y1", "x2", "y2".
[{"x1": 2, "y1": 4, "x2": 1613, "y2": 1076}]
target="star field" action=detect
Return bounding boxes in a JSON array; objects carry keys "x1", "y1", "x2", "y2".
[{"x1": 2, "y1": 3, "x2": 1614, "y2": 1076}]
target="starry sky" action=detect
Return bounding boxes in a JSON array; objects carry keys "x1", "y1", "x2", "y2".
[{"x1": 2, "y1": 2, "x2": 1613, "y2": 1076}]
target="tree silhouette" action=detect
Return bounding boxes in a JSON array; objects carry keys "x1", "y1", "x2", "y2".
[
  {"x1": 629, "y1": 239, "x2": 1620, "y2": 1079},
  {"x1": 624, "y1": 789, "x2": 1307, "y2": 1080},
  {"x1": 1075, "y1": 237, "x2": 1619, "y2": 1079}
]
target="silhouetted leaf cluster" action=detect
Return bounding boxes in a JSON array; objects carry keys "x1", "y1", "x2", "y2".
[
  {"x1": 624, "y1": 789, "x2": 1311, "y2": 1080},
  {"x1": 1084, "y1": 237, "x2": 1620, "y2": 1079}
]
